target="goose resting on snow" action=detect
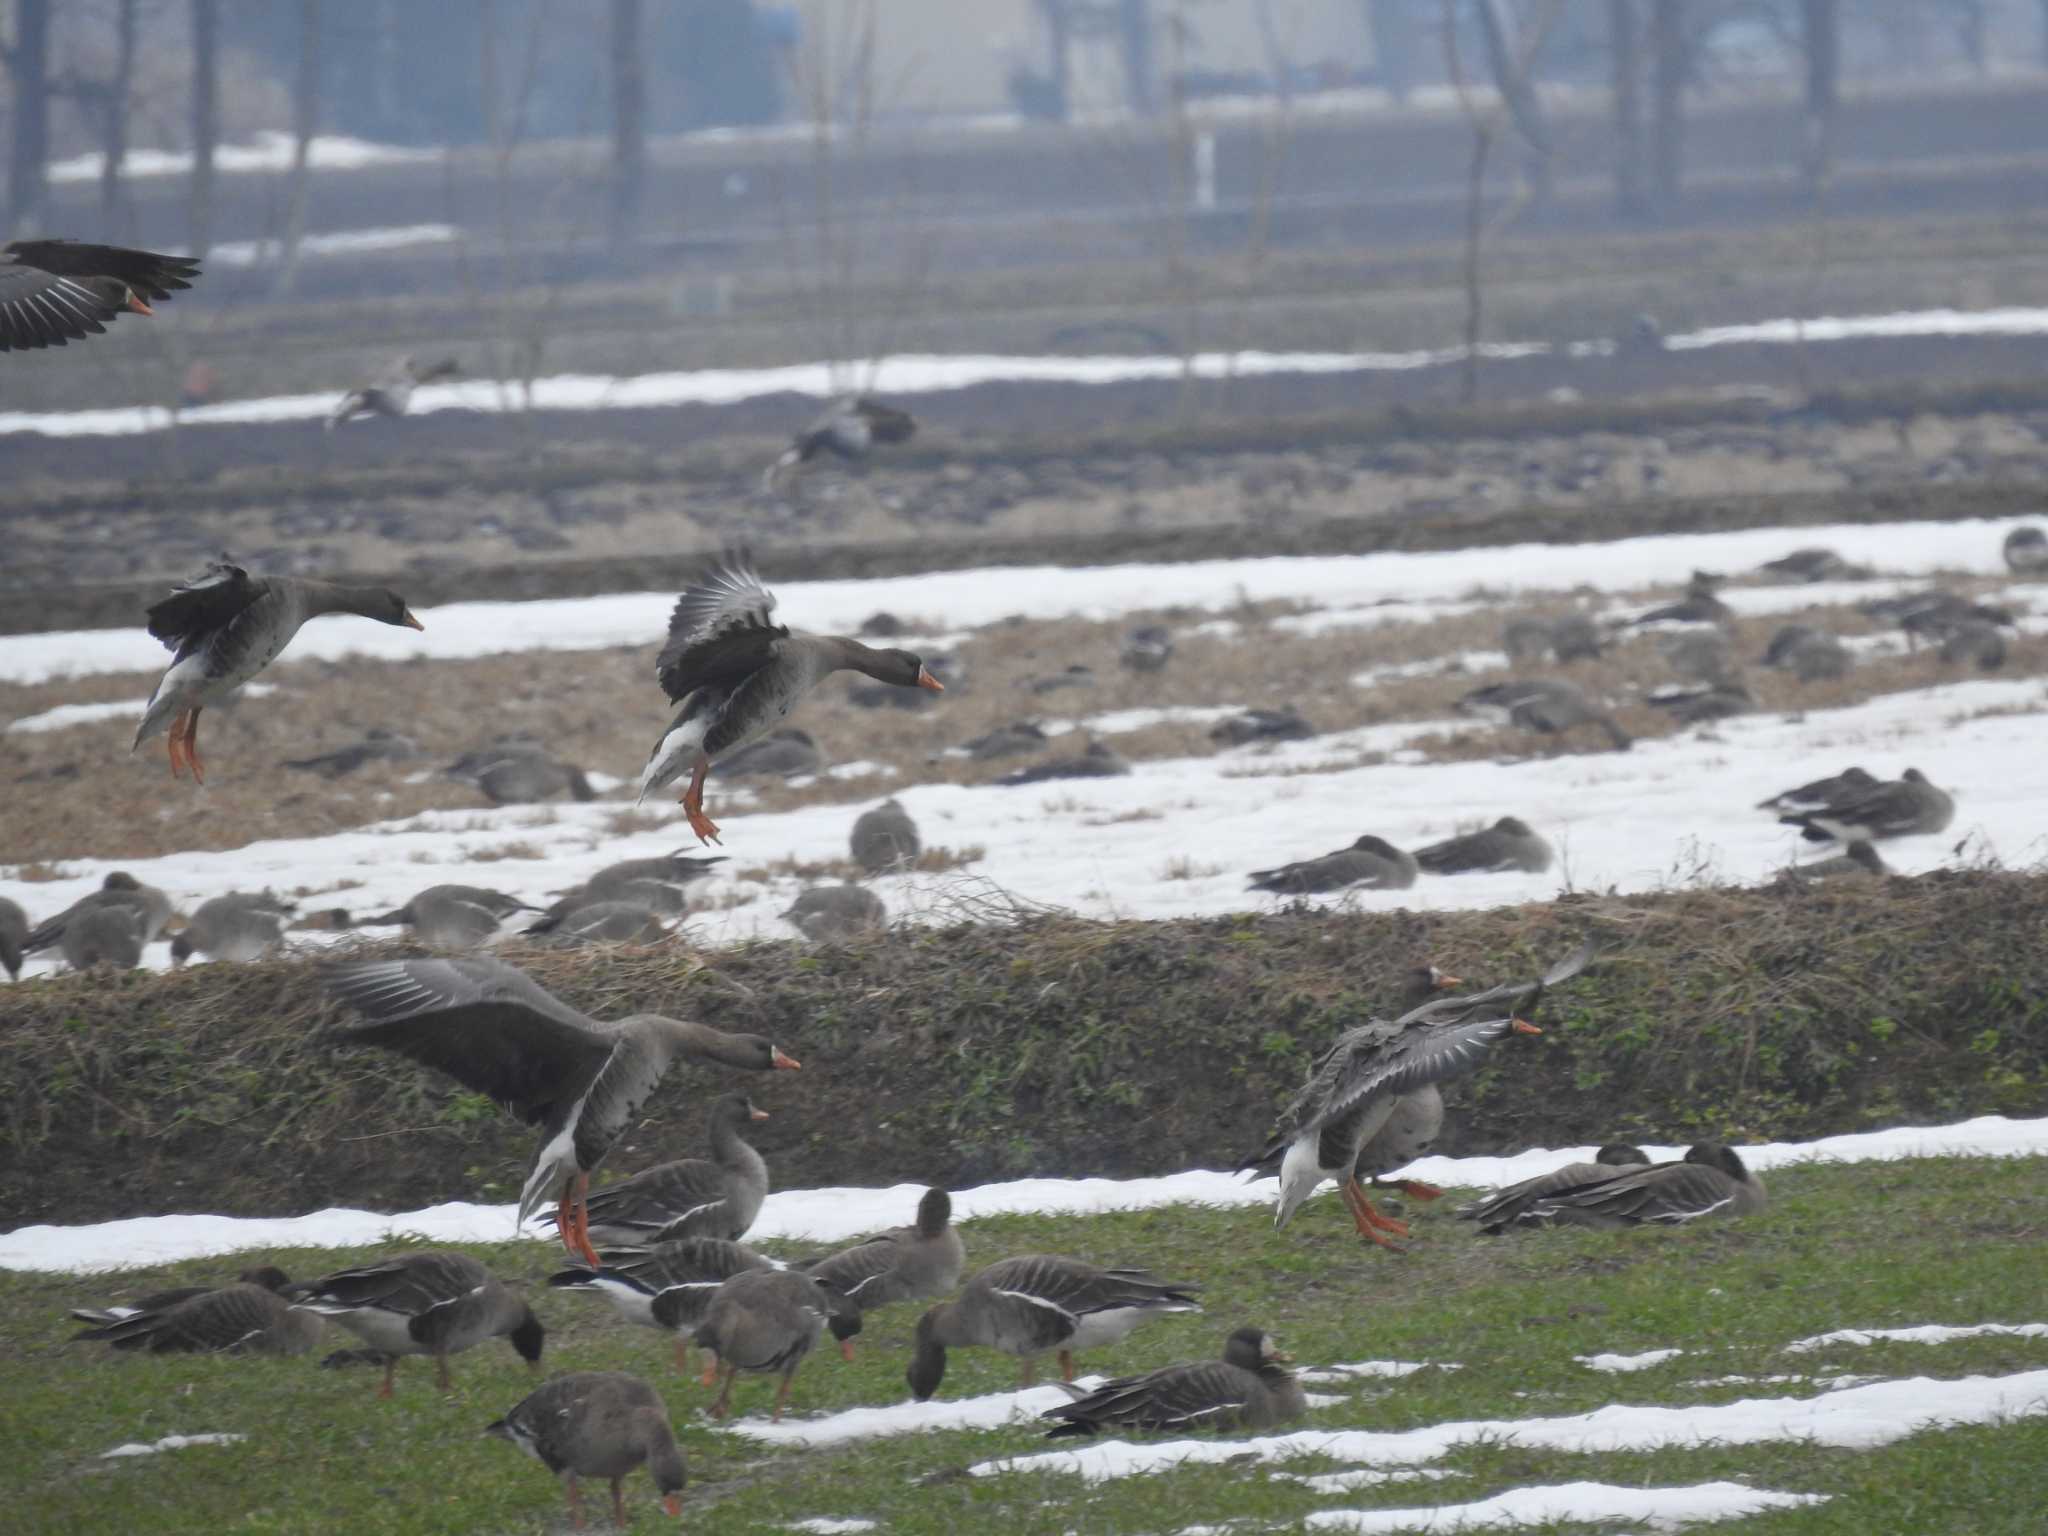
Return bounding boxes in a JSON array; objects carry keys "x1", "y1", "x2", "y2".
[{"x1": 638, "y1": 553, "x2": 942, "y2": 843}]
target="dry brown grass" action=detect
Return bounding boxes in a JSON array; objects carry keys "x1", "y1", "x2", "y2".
[{"x1": 3, "y1": 571, "x2": 2040, "y2": 866}]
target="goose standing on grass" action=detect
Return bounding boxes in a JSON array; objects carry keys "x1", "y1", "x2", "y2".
[
  {"x1": 326, "y1": 354, "x2": 459, "y2": 429},
  {"x1": 638, "y1": 553, "x2": 943, "y2": 844},
  {"x1": 69, "y1": 1265, "x2": 294, "y2": 1334},
  {"x1": 566, "y1": 1093, "x2": 775, "y2": 1247},
  {"x1": 550, "y1": 1236, "x2": 780, "y2": 1373},
  {"x1": 1248, "y1": 834, "x2": 1418, "y2": 895},
  {"x1": 1454, "y1": 1145, "x2": 1651, "y2": 1227},
  {"x1": 323, "y1": 956, "x2": 799, "y2": 1266},
  {"x1": 1500, "y1": 1142, "x2": 1767, "y2": 1230},
  {"x1": 73, "y1": 1279, "x2": 322, "y2": 1355},
  {"x1": 294, "y1": 1251, "x2": 544, "y2": 1396},
  {"x1": 1239, "y1": 947, "x2": 1590, "y2": 1249},
  {"x1": 1413, "y1": 816, "x2": 1552, "y2": 875},
  {"x1": 1040, "y1": 1327, "x2": 1306, "y2": 1438},
  {"x1": 691, "y1": 1268, "x2": 844, "y2": 1421},
  {"x1": 802, "y1": 1188, "x2": 966, "y2": 1359},
  {"x1": 851, "y1": 797, "x2": 921, "y2": 872},
  {"x1": 22, "y1": 872, "x2": 178, "y2": 957},
  {"x1": 763, "y1": 395, "x2": 916, "y2": 490},
  {"x1": 488, "y1": 1371, "x2": 685, "y2": 1528},
  {"x1": 133, "y1": 559, "x2": 423, "y2": 782},
  {"x1": 0, "y1": 896, "x2": 26, "y2": 980},
  {"x1": 170, "y1": 892, "x2": 294, "y2": 964},
  {"x1": 1779, "y1": 768, "x2": 1954, "y2": 843},
  {"x1": 357, "y1": 884, "x2": 539, "y2": 949},
  {"x1": 907, "y1": 1256, "x2": 1202, "y2": 1399},
  {"x1": 0, "y1": 239, "x2": 199, "y2": 351}
]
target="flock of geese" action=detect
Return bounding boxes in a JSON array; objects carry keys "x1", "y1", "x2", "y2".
[{"x1": 61, "y1": 933, "x2": 1769, "y2": 1526}]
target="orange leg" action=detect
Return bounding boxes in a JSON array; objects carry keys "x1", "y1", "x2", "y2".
[
  {"x1": 772, "y1": 1371, "x2": 795, "y2": 1422},
  {"x1": 1017, "y1": 1357, "x2": 1036, "y2": 1388},
  {"x1": 165, "y1": 711, "x2": 191, "y2": 779},
  {"x1": 679, "y1": 754, "x2": 722, "y2": 845},
  {"x1": 1340, "y1": 1178, "x2": 1409, "y2": 1251},
  {"x1": 610, "y1": 1476, "x2": 628, "y2": 1527},
  {"x1": 378, "y1": 1355, "x2": 397, "y2": 1399},
  {"x1": 700, "y1": 1352, "x2": 719, "y2": 1390},
  {"x1": 1374, "y1": 1178, "x2": 1445, "y2": 1201},
  {"x1": 565, "y1": 1472, "x2": 585, "y2": 1530},
  {"x1": 184, "y1": 706, "x2": 207, "y2": 784},
  {"x1": 555, "y1": 1184, "x2": 580, "y2": 1259},
  {"x1": 839, "y1": 1336, "x2": 856, "y2": 1363},
  {"x1": 674, "y1": 1335, "x2": 691, "y2": 1374},
  {"x1": 435, "y1": 1352, "x2": 453, "y2": 1391},
  {"x1": 1058, "y1": 1349, "x2": 1075, "y2": 1383},
  {"x1": 710, "y1": 1363, "x2": 736, "y2": 1418}
]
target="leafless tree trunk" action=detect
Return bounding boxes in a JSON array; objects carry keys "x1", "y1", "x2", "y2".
[
  {"x1": 190, "y1": 0, "x2": 220, "y2": 259},
  {"x1": 274, "y1": 0, "x2": 322, "y2": 296},
  {"x1": 609, "y1": 0, "x2": 646, "y2": 251},
  {"x1": 5, "y1": 0, "x2": 52, "y2": 238},
  {"x1": 1609, "y1": 0, "x2": 1645, "y2": 219},
  {"x1": 1799, "y1": 0, "x2": 1836, "y2": 200},
  {"x1": 1649, "y1": 0, "x2": 1684, "y2": 220},
  {"x1": 1477, "y1": 0, "x2": 1552, "y2": 203},
  {"x1": 99, "y1": 0, "x2": 139, "y2": 238},
  {"x1": 1118, "y1": 0, "x2": 1155, "y2": 116}
]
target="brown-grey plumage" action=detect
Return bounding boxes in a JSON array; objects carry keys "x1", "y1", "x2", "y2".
[
  {"x1": 1026, "y1": 664, "x2": 1095, "y2": 695},
  {"x1": 60, "y1": 902, "x2": 146, "y2": 969},
  {"x1": 487, "y1": 1371, "x2": 685, "y2": 1526},
  {"x1": 0, "y1": 239, "x2": 198, "y2": 351},
  {"x1": 69, "y1": 1265, "x2": 293, "y2": 1335},
  {"x1": 549, "y1": 1236, "x2": 779, "y2": 1372},
  {"x1": 1785, "y1": 840, "x2": 1887, "y2": 881},
  {"x1": 326, "y1": 354, "x2": 459, "y2": 429},
  {"x1": 1659, "y1": 629, "x2": 1736, "y2": 685},
  {"x1": 322, "y1": 956, "x2": 799, "y2": 1266},
  {"x1": 1780, "y1": 768, "x2": 1953, "y2": 844},
  {"x1": 851, "y1": 797, "x2": 921, "y2": 872},
  {"x1": 442, "y1": 732, "x2": 545, "y2": 782},
  {"x1": 2004, "y1": 526, "x2": 2048, "y2": 574},
  {"x1": 526, "y1": 900, "x2": 671, "y2": 947},
  {"x1": 908, "y1": 1255, "x2": 1202, "y2": 1400},
  {"x1": 169, "y1": 891, "x2": 294, "y2": 964},
  {"x1": 1504, "y1": 1142, "x2": 1767, "y2": 1230},
  {"x1": 294, "y1": 1250, "x2": 544, "y2": 1395},
  {"x1": 763, "y1": 395, "x2": 917, "y2": 489},
  {"x1": 783, "y1": 884, "x2": 886, "y2": 941},
  {"x1": 133, "y1": 560, "x2": 423, "y2": 782},
  {"x1": 0, "y1": 895, "x2": 25, "y2": 980},
  {"x1": 1414, "y1": 816, "x2": 1552, "y2": 875},
  {"x1": 691, "y1": 1268, "x2": 841, "y2": 1420},
  {"x1": 707, "y1": 727, "x2": 823, "y2": 781},
  {"x1": 802, "y1": 1189, "x2": 965, "y2": 1357},
  {"x1": 358, "y1": 884, "x2": 539, "y2": 949},
  {"x1": 568, "y1": 1094, "x2": 773, "y2": 1247},
  {"x1": 955, "y1": 721, "x2": 1049, "y2": 760},
  {"x1": 576, "y1": 852, "x2": 727, "y2": 914},
  {"x1": 283, "y1": 728, "x2": 420, "y2": 778},
  {"x1": 637, "y1": 553, "x2": 941, "y2": 844},
  {"x1": 1209, "y1": 706, "x2": 1316, "y2": 745},
  {"x1": 1120, "y1": 624, "x2": 1175, "y2": 672},
  {"x1": 1760, "y1": 624, "x2": 1851, "y2": 682},
  {"x1": 74, "y1": 1280, "x2": 321, "y2": 1355},
  {"x1": 1240, "y1": 948, "x2": 1590, "y2": 1245},
  {"x1": 1756, "y1": 766, "x2": 1876, "y2": 816},
  {"x1": 1454, "y1": 1145, "x2": 1651, "y2": 1226},
  {"x1": 1041, "y1": 1327, "x2": 1306, "y2": 1438},
  {"x1": 1758, "y1": 547, "x2": 1864, "y2": 583},
  {"x1": 1629, "y1": 570, "x2": 1731, "y2": 626},
  {"x1": 1648, "y1": 679, "x2": 1754, "y2": 724},
  {"x1": 476, "y1": 751, "x2": 595, "y2": 805},
  {"x1": 997, "y1": 739, "x2": 1129, "y2": 785},
  {"x1": 1248, "y1": 835, "x2": 1418, "y2": 895},
  {"x1": 23, "y1": 872, "x2": 177, "y2": 955},
  {"x1": 1940, "y1": 621, "x2": 2007, "y2": 671},
  {"x1": 1457, "y1": 679, "x2": 1631, "y2": 751}
]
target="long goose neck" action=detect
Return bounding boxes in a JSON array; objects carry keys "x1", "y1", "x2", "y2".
[
  {"x1": 638, "y1": 1409, "x2": 685, "y2": 1486},
  {"x1": 820, "y1": 636, "x2": 894, "y2": 680},
  {"x1": 300, "y1": 581, "x2": 390, "y2": 620},
  {"x1": 657, "y1": 1018, "x2": 769, "y2": 1071},
  {"x1": 708, "y1": 1104, "x2": 758, "y2": 1167}
]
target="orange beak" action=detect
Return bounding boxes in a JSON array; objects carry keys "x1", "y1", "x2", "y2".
[
  {"x1": 125, "y1": 292, "x2": 155, "y2": 316},
  {"x1": 1434, "y1": 971, "x2": 1463, "y2": 990},
  {"x1": 1511, "y1": 1019, "x2": 1542, "y2": 1035},
  {"x1": 771, "y1": 1048, "x2": 801, "y2": 1070},
  {"x1": 749, "y1": 1107, "x2": 771, "y2": 1121},
  {"x1": 401, "y1": 611, "x2": 425, "y2": 631},
  {"x1": 916, "y1": 665, "x2": 944, "y2": 692}
]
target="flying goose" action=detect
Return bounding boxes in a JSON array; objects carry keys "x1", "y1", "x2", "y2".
[
  {"x1": 69, "y1": 1265, "x2": 294, "y2": 1334},
  {"x1": 1239, "y1": 947, "x2": 1589, "y2": 1247},
  {"x1": 1040, "y1": 1327, "x2": 1306, "y2": 1438},
  {"x1": 293, "y1": 1250, "x2": 544, "y2": 1395},
  {"x1": 326, "y1": 354, "x2": 459, "y2": 430},
  {"x1": 0, "y1": 239, "x2": 199, "y2": 351},
  {"x1": 638, "y1": 553, "x2": 942, "y2": 843},
  {"x1": 1779, "y1": 768, "x2": 1954, "y2": 843},
  {"x1": 323, "y1": 956, "x2": 798, "y2": 1266},
  {"x1": 23, "y1": 872, "x2": 178, "y2": 957},
  {"x1": 1456, "y1": 679, "x2": 1630, "y2": 752},
  {"x1": 1454, "y1": 1145, "x2": 1651, "y2": 1227},
  {"x1": 783, "y1": 884, "x2": 887, "y2": 941},
  {"x1": 1209, "y1": 707, "x2": 1317, "y2": 746},
  {"x1": 1755, "y1": 766, "x2": 1875, "y2": 816},
  {"x1": 1413, "y1": 817, "x2": 1552, "y2": 875},
  {"x1": 526, "y1": 901, "x2": 672, "y2": 947},
  {"x1": 851, "y1": 797, "x2": 921, "y2": 872},
  {"x1": 1249, "y1": 835, "x2": 1419, "y2": 895},
  {"x1": 763, "y1": 395, "x2": 916, "y2": 489},
  {"x1": 907, "y1": 1255, "x2": 1201, "y2": 1399},
  {"x1": 0, "y1": 895, "x2": 26, "y2": 980},
  {"x1": 550, "y1": 1236, "x2": 780, "y2": 1372},
  {"x1": 1504, "y1": 1142, "x2": 1767, "y2": 1229},
  {"x1": 2004, "y1": 526, "x2": 2048, "y2": 574},
  {"x1": 1119, "y1": 625, "x2": 1175, "y2": 672},
  {"x1": 1785, "y1": 840, "x2": 1887, "y2": 881},
  {"x1": 566, "y1": 1093, "x2": 774, "y2": 1247},
  {"x1": 133, "y1": 560, "x2": 423, "y2": 782},
  {"x1": 488, "y1": 1371, "x2": 685, "y2": 1527},
  {"x1": 73, "y1": 1279, "x2": 322, "y2": 1355},
  {"x1": 691, "y1": 1268, "x2": 845, "y2": 1420},
  {"x1": 801, "y1": 1188, "x2": 966, "y2": 1359},
  {"x1": 170, "y1": 892, "x2": 294, "y2": 964},
  {"x1": 357, "y1": 884, "x2": 539, "y2": 949},
  {"x1": 996, "y1": 739, "x2": 1129, "y2": 785}
]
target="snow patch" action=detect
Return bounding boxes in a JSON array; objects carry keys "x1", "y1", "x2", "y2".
[
  {"x1": 101, "y1": 1433, "x2": 246, "y2": 1459},
  {"x1": 720, "y1": 1380, "x2": 1105, "y2": 1447},
  {"x1": 1290, "y1": 1479, "x2": 1824, "y2": 1533},
  {"x1": 1574, "y1": 1349, "x2": 1684, "y2": 1373},
  {"x1": 1783, "y1": 1323, "x2": 2048, "y2": 1354}
]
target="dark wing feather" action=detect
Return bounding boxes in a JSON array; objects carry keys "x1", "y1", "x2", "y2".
[
  {"x1": 1529, "y1": 1161, "x2": 1740, "y2": 1226},
  {"x1": 1462, "y1": 1161, "x2": 1639, "y2": 1228},
  {"x1": 0, "y1": 263, "x2": 119, "y2": 350},
  {"x1": 807, "y1": 1232, "x2": 911, "y2": 1305},
  {"x1": 1318, "y1": 1015, "x2": 1525, "y2": 1127},
  {"x1": 581, "y1": 1158, "x2": 729, "y2": 1229},
  {"x1": 1395, "y1": 939, "x2": 1598, "y2": 1028},
  {"x1": 323, "y1": 958, "x2": 614, "y2": 1126},
  {"x1": 303, "y1": 1252, "x2": 486, "y2": 1317},
  {"x1": 855, "y1": 399, "x2": 916, "y2": 442},
  {"x1": 1045, "y1": 1360, "x2": 1254, "y2": 1434},
  {"x1": 654, "y1": 555, "x2": 789, "y2": 701},
  {"x1": 6, "y1": 240, "x2": 200, "y2": 299},
  {"x1": 144, "y1": 561, "x2": 261, "y2": 652}
]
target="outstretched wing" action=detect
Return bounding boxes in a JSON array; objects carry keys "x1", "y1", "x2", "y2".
[
  {"x1": 654, "y1": 553, "x2": 790, "y2": 702},
  {"x1": 6, "y1": 240, "x2": 200, "y2": 300},
  {"x1": 1394, "y1": 939, "x2": 1598, "y2": 1028},
  {"x1": 143, "y1": 561, "x2": 261, "y2": 653}
]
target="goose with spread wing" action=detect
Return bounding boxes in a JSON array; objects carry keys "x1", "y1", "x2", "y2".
[
  {"x1": 134, "y1": 559, "x2": 423, "y2": 782},
  {"x1": 763, "y1": 395, "x2": 916, "y2": 489},
  {"x1": 1, "y1": 239, "x2": 199, "y2": 351},
  {"x1": 323, "y1": 956, "x2": 799, "y2": 1266},
  {"x1": 637, "y1": 553, "x2": 943, "y2": 844}
]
